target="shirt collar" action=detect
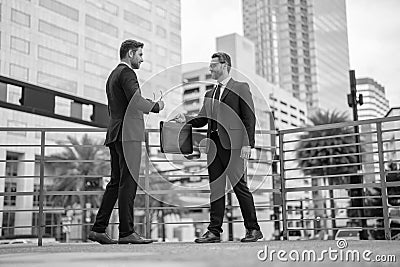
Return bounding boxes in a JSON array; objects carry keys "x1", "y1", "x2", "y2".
[
  {"x1": 219, "y1": 76, "x2": 231, "y2": 86},
  {"x1": 120, "y1": 61, "x2": 133, "y2": 70}
]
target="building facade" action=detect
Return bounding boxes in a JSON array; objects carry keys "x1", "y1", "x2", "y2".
[
  {"x1": 0, "y1": 0, "x2": 183, "y2": 239},
  {"x1": 242, "y1": 0, "x2": 351, "y2": 113},
  {"x1": 0, "y1": 0, "x2": 182, "y2": 119},
  {"x1": 356, "y1": 78, "x2": 390, "y2": 120}
]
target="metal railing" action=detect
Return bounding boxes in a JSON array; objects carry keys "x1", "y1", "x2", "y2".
[{"x1": 0, "y1": 115, "x2": 399, "y2": 245}]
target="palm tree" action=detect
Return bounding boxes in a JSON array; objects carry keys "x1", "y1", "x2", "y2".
[
  {"x1": 296, "y1": 110, "x2": 359, "y2": 235},
  {"x1": 49, "y1": 134, "x2": 109, "y2": 242}
]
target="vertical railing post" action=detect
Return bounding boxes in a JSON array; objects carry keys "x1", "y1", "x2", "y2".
[
  {"x1": 144, "y1": 131, "x2": 151, "y2": 238},
  {"x1": 376, "y1": 122, "x2": 391, "y2": 240},
  {"x1": 38, "y1": 130, "x2": 46, "y2": 246},
  {"x1": 278, "y1": 131, "x2": 288, "y2": 240}
]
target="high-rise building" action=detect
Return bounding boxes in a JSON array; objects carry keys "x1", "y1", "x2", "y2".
[
  {"x1": 356, "y1": 78, "x2": 390, "y2": 120},
  {"x1": 0, "y1": 0, "x2": 182, "y2": 116},
  {"x1": 242, "y1": 0, "x2": 351, "y2": 113},
  {"x1": 0, "y1": 0, "x2": 182, "y2": 237}
]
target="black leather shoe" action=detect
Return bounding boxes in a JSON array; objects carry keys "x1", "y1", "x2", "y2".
[
  {"x1": 241, "y1": 229, "x2": 263, "y2": 242},
  {"x1": 118, "y1": 232, "x2": 153, "y2": 244},
  {"x1": 88, "y1": 231, "x2": 117, "y2": 244},
  {"x1": 194, "y1": 231, "x2": 221, "y2": 243}
]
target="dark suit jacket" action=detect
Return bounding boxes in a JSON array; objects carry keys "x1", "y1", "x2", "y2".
[
  {"x1": 187, "y1": 78, "x2": 256, "y2": 150},
  {"x1": 105, "y1": 63, "x2": 157, "y2": 145}
]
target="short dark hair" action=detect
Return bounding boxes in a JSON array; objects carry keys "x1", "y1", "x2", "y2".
[
  {"x1": 120, "y1": 39, "x2": 144, "y2": 60},
  {"x1": 212, "y1": 52, "x2": 232, "y2": 73}
]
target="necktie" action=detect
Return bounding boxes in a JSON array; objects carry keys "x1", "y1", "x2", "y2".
[{"x1": 211, "y1": 83, "x2": 222, "y2": 132}]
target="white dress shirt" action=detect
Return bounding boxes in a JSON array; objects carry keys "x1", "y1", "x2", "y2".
[{"x1": 212, "y1": 76, "x2": 231, "y2": 101}]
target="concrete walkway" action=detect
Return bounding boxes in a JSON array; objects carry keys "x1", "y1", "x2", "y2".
[{"x1": 0, "y1": 240, "x2": 399, "y2": 267}]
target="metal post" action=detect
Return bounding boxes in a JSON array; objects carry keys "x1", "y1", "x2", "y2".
[
  {"x1": 269, "y1": 111, "x2": 281, "y2": 240},
  {"x1": 227, "y1": 191, "x2": 233, "y2": 241},
  {"x1": 278, "y1": 131, "x2": 288, "y2": 240},
  {"x1": 376, "y1": 122, "x2": 391, "y2": 240},
  {"x1": 348, "y1": 70, "x2": 368, "y2": 239},
  {"x1": 38, "y1": 130, "x2": 46, "y2": 246},
  {"x1": 144, "y1": 131, "x2": 151, "y2": 238}
]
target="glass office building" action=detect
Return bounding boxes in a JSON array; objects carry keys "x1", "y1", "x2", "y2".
[{"x1": 243, "y1": 0, "x2": 351, "y2": 113}]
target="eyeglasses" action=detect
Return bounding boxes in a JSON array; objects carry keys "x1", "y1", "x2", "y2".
[{"x1": 209, "y1": 61, "x2": 226, "y2": 68}]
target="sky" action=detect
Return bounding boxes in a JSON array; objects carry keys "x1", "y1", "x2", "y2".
[{"x1": 181, "y1": 0, "x2": 400, "y2": 107}]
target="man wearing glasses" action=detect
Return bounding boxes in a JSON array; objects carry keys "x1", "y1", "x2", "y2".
[{"x1": 174, "y1": 52, "x2": 262, "y2": 243}]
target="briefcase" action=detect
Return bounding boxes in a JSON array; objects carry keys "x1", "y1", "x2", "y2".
[{"x1": 160, "y1": 121, "x2": 193, "y2": 154}]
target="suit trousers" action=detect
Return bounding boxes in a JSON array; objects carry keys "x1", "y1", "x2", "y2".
[
  {"x1": 92, "y1": 141, "x2": 141, "y2": 238},
  {"x1": 207, "y1": 131, "x2": 260, "y2": 235}
]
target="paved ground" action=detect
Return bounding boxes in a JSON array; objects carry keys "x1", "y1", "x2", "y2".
[{"x1": 0, "y1": 240, "x2": 399, "y2": 267}]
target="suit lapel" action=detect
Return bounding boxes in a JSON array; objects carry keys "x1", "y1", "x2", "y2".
[{"x1": 220, "y1": 78, "x2": 234, "y2": 102}]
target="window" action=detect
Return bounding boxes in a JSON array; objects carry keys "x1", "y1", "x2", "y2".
[
  {"x1": 86, "y1": 0, "x2": 118, "y2": 16},
  {"x1": 2, "y1": 212, "x2": 15, "y2": 236},
  {"x1": 38, "y1": 46, "x2": 78, "y2": 69},
  {"x1": 156, "y1": 45, "x2": 167, "y2": 57},
  {"x1": 86, "y1": 15, "x2": 118, "y2": 37},
  {"x1": 156, "y1": 26, "x2": 167, "y2": 38},
  {"x1": 291, "y1": 58, "x2": 298, "y2": 65},
  {"x1": 39, "y1": 0, "x2": 79, "y2": 21},
  {"x1": 85, "y1": 37, "x2": 118, "y2": 59},
  {"x1": 84, "y1": 61, "x2": 109, "y2": 78},
  {"x1": 170, "y1": 32, "x2": 181, "y2": 45},
  {"x1": 289, "y1": 23, "x2": 296, "y2": 31},
  {"x1": 37, "y1": 71, "x2": 77, "y2": 94},
  {"x1": 288, "y1": 15, "x2": 295, "y2": 22},
  {"x1": 186, "y1": 76, "x2": 199, "y2": 82},
  {"x1": 304, "y1": 67, "x2": 311, "y2": 74},
  {"x1": 5, "y1": 153, "x2": 18, "y2": 206},
  {"x1": 38, "y1": 20, "x2": 78, "y2": 44},
  {"x1": 10, "y1": 36, "x2": 30, "y2": 54},
  {"x1": 130, "y1": 0, "x2": 151, "y2": 11},
  {"x1": 156, "y1": 6, "x2": 166, "y2": 18},
  {"x1": 304, "y1": 58, "x2": 310, "y2": 65},
  {"x1": 11, "y1": 8, "x2": 30, "y2": 27},
  {"x1": 288, "y1": 6, "x2": 295, "y2": 13},
  {"x1": 303, "y1": 41, "x2": 310, "y2": 49},
  {"x1": 292, "y1": 75, "x2": 299, "y2": 82},
  {"x1": 9, "y1": 64, "x2": 28, "y2": 81},
  {"x1": 170, "y1": 14, "x2": 180, "y2": 29},
  {"x1": 84, "y1": 85, "x2": 105, "y2": 102},
  {"x1": 4, "y1": 182, "x2": 17, "y2": 205},
  {"x1": 290, "y1": 49, "x2": 297, "y2": 56},
  {"x1": 289, "y1": 32, "x2": 296, "y2": 39},
  {"x1": 291, "y1": 67, "x2": 299, "y2": 73},
  {"x1": 170, "y1": 52, "x2": 181, "y2": 65},
  {"x1": 124, "y1": 11, "x2": 152, "y2": 31}
]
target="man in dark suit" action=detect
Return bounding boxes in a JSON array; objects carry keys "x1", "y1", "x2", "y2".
[
  {"x1": 174, "y1": 52, "x2": 263, "y2": 243},
  {"x1": 88, "y1": 39, "x2": 164, "y2": 244}
]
